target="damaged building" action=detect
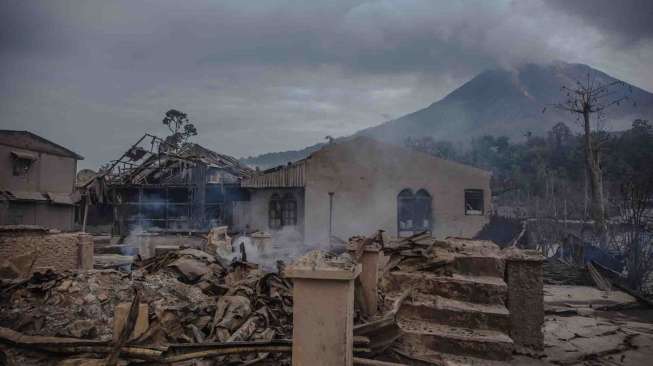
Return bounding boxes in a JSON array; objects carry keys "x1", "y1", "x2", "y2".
[
  {"x1": 242, "y1": 136, "x2": 491, "y2": 244},
  {"x1": 83, "y1": 134, "x2": 253, "y2": 236},
  {"x1": 88, "y1": 135, "x2": 490, "y2": 248},
  {"x1": 0, "y1": 130, "x2": 83, "y2": 231}
]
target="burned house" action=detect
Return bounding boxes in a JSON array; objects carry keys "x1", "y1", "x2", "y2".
[
  {"x1": 0, "y1": 130, "x2": 83, "y2": 230},
  {"x1": 85, "y1": 134, "x2": 253, "y2": 235},
  {"x1": 242, "y1": 136, "x2": 491, "y2": 244},
  {"x1": 89, "y1": 135, "x2": 490, "y2": 244}
]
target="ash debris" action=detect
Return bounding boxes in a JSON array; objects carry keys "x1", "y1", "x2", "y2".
[{"x1": 0, "y1": 245, "x2": 294, "y2": 365}]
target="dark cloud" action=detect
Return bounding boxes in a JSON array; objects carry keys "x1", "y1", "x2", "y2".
[
  {"x1": 0, "y1": 0, "x2": 651, "y2": 169},
  {"x1": 546, "y1": 0, "x2": 653, "y2": 44}
]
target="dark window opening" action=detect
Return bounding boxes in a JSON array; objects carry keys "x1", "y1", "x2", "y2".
[
  {"x1": 269, "y1": 192, "x2": 298, "y2": 230},
  {"x1": 10, "y1": 151, "x2": 36, "y2": 176},
  {"x1": 397, "y1": 188, "x2": 432, "y2": 237},
  {"x1": 398, "y1": 189, "x2": 414, "y2": 233},
  {"x1": 282, "y1": 193, "x2": 297, "y2": 226},
  {"x1": 415, "y1": 189, "x2": 432, "y2": 231},
  {"x1": 269, "y1": 194, "x2": 283, "y2": 230},
  {"x1": 465, "y1": 189, "x2": 484, "y2": 215},
  {"x1": 12, "y1": 158, "x2": 34, "y2": 176},
  {"x1": 168, "y1": 188, "x2": 190, "y2": 203}
]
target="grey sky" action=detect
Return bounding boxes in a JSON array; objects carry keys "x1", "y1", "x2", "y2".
[{"x1": 1, "y1": 0, "x2": 651, "y2": 169}]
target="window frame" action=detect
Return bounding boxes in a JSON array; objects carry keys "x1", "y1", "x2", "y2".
[
  {"x1": 12, "y1": 158, "x2": 34, "y2": 176},
  {"x1": 269, "y1": 193, "x2": 283, "y2": 230},
  {"x1": 414, "y1": 189, "x2": 433, "y2": 231},
  {"x1": 464, "y1": 189, "x2": 485, "y2": 216},
  {"x1": 397, "y1": 188, "x2": 432, "y2": 237},
  {"x1": 281, "y1": 193, "x2": 298, "y2": 226}
]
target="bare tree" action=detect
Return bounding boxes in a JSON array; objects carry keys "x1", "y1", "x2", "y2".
[{"x1": 554, "y1": 73, "x2": 631, "y2": 246}]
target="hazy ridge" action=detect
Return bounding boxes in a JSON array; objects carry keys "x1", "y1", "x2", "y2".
[{"x1": 243, "y1": 62, "x2": 653, "y2": 169}]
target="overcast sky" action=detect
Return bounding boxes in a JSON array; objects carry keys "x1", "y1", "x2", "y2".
[{"x1": 1, "y1": 0, "x2": 652, "y2": 169}]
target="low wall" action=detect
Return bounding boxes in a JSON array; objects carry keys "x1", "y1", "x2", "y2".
[
  {"x1": 125, "y1": 233, "x2": 206, "y2": 259},
  {"x1": 0, "y1": 226, "x2": 93, "y2": 275}
]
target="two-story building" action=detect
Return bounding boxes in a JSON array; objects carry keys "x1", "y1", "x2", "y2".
[{"x1": 0, "y1": 130, "x2": 83, "y2": 230}]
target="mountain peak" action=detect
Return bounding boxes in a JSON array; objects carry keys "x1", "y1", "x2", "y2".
[
  {"x1": 244, "y1": 62, "x2": 653, "y2": 169},
  {"x1": 358, "y1": 62, "x2": 652, "y2": 144}
]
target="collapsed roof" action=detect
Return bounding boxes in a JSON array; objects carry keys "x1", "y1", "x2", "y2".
[{"x1": 89, "y1": 134, "x2": 253, "y2": 186}]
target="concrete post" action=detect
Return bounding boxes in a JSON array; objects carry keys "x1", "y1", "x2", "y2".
[
  {"x1": 503, "y1": 248, "x2": 545, "y2": 350},
  {"x1": 350, "y1": 247, "x2": 381, "y2": 317},
  {"x1": 286, "y1": 265, "x2": 361, "y2": 366}
]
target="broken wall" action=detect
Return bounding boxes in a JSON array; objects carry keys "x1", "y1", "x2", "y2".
[{"x1": 0, "y1": 228, "x2": 93, "y2": 275}]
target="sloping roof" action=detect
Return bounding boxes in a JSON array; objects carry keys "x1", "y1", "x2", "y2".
[
  {"x1": 0, "y1": 130, "x2": 84, "y2": 160},
  {"x1": 242, "y1": 159, "x2": 307, "y2": 188},
  {"x1": 241, "y1": 136, "x2": 490, "y2": 189}
]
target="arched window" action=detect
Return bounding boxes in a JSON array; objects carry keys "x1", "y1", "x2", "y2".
[
  {"x1": 397, "y1": 189, "x2": 414, "y2": 233},
  {"x1": 397, "y1": 188, "x2": 432, "y2": 236},
  {"x1": 269, "y1": 194, "x2": 282, "y2": 229},
  {"x1": 415, "y1": 189, "x2": 432, "y2": 231},
  {"x1": 281, "y1": 193, "x2": 297, "y2": 226}
]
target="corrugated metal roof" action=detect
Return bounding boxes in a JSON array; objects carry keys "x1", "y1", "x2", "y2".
[
  {"x1": 1, "y1": 190, "x2": 48, "y2": 202},
  {"x1": 241, "y1": 160, "x2": 306, "y2": 188},
  {"x1": 0, "y1": 190, "x2": 77, "y2": 205},
  {"x1": 45, "y1": 192, "x2": 77, "y2": 205}
]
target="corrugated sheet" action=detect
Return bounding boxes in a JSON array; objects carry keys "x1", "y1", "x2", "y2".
[
  {"x1": 1, "y1": 190, "x2": 48, "y2": 202},
  {"x1": 45, "y1": 192, "x2": 77, "y2": 205},
  {"x1": 242, "y1": 160, "x2": 306, "y2": 188}
]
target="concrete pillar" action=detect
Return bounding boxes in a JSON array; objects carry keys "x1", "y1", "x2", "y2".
[
  {"x1": 286, "y1": 265, "x2": 361, "y2": 366},
  {"x1": 350, "y1": 247, "x2": 381, "y2": 317},
  {"x1": 77, "y1": 233, "x2": 94, "y2": 270},
  {"x1": 503, "y1": 249, "x2": 545, "y2": 350}
]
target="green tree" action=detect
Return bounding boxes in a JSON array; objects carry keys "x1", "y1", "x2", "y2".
[{"x1": 161, "y1": 109, "x2": 198, "y2": 151}]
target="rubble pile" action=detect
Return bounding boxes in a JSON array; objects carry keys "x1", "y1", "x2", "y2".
[{"x1": 0, "y1": 247, "x2": 293, "y2": 365}]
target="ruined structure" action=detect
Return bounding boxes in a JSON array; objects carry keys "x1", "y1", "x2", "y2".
[
  {"x1": 243, "y1": 136, "x2": 491, "y2": 244},
  {"x1": 83, "y1": 134, "x2": 253, "y2": 235},
  {"x1": 86, "y1": 135, "x2": 490, "y2": 251},
  {"x1": 383, "y1": 235, "x2": 545, "y2": 363},
  {"x1": 0, "y1": 225, "x2": 93, "y2": 276},
  {"x1": 0, "y1": 130, "x2": 83, "y2": 231}
]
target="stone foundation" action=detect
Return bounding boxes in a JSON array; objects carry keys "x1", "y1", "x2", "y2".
[{"x1": 0, "y1": 226, "x2": 94, "y2": 275}]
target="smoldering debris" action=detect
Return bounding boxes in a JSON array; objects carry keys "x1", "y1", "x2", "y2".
[
  {"x1": 0, "y1": 232, "x2": 395, "y2": 366},
  {"x1": 0, "y1": 246, "x2": 294, "y2": 365}
]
